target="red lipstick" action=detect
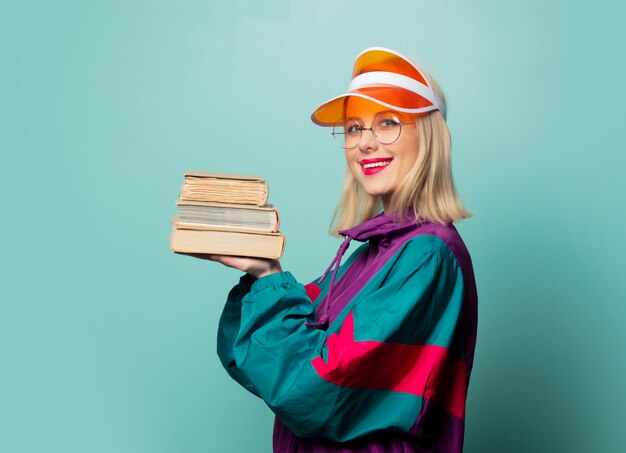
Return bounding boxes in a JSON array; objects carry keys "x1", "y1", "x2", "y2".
[{"x1": 360, "y1": 157, "x2": 394, "y2": 176}]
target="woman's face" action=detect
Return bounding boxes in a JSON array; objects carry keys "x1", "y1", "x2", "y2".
[{"x1": 343, "y1": 97, "x2": 419, "y2": 209}]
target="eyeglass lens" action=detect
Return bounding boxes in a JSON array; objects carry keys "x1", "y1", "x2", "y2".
[{"x1": 332, "y1": 113, "x2": 404, "y2": 149}]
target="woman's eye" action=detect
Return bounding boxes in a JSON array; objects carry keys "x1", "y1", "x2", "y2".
[
  {"x1": 378, "y1": 117, "x2": 400, "y2": 128},
  {"x1": 346, "y1": 124, "x2": 361, "y2": 134}
]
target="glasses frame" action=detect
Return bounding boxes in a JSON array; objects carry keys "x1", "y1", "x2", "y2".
[{"x1": 331, "y1": 112, "x2": 415, "y2": 149}]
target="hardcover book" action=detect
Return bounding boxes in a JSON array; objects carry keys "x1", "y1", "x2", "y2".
[
  {"x1": 169, "y1": 217, "x2": 285, "y2": 259},
  {"x1": 176, "y1": 199, "x2": 280, "y2": 232},
  {"x1": 179, "y1": 171, "x2": 269, "y2": 206}
]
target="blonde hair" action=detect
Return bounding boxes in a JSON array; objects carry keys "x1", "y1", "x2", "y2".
[{"x1": 328, "y1": 68, "x2": 471, "y2": 237}]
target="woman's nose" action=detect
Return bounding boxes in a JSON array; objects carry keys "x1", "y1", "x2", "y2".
[{"x1": 357, "y1": 128, "x2": 378, "y2": 152}]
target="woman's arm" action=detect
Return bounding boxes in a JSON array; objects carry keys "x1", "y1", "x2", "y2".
[{"x1": 215, "y1": 242, "x2": 368, "y2": 395}]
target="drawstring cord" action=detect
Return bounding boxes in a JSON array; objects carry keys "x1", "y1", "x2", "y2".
[
  {"x1": 305, "y1": 235, "x2": 352, "y2": 329},
  {"x1": 302, "y1": 211, "x2": 414, "y2": 329}
]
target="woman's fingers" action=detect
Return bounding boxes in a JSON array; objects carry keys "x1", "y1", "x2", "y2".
[{"x1": 215, "y1": 255, "x2": 253, "y2": 269}]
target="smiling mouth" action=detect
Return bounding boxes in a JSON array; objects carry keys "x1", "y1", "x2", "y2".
[
  {"x1": 360, "y1": 158, "x2": 393, "y2": 175},
  {"x1": 362, "y1": 160, "x2": 393, "y2": 169}
]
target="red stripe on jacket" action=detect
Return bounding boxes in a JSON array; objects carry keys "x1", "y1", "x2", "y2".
[
  {"x1": 304, "y1": 283, "x2": 322, "y2": 303},
  {"x1": 311, "y1": 311, "x2": 467, "y2": 419}
]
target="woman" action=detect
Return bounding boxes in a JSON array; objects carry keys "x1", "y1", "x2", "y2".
[{"x1": 204, "y1": 47, "x2": 477, "y2": 452}]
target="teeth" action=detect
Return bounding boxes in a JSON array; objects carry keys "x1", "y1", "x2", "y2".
[{"x1": 363, "y1": 160, "x2": 392, "y2": 169}]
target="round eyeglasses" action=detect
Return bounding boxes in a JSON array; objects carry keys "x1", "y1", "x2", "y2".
[{"x1": 332, "y1": 112, "x2": 415, "y2": 149}]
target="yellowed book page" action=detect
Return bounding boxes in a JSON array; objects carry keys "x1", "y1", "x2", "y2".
[{"x1": 180, "y1": 175, "x2": 269, "y2": 206}]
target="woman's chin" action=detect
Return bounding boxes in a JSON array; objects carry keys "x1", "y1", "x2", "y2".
[{"x1": 362, "y1": 188, "x2": 391, "y2": 201}]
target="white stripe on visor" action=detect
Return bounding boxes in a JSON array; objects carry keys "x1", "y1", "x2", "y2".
[{"x1": 348, "y1": 71, "x2": 446, "y2": 119}]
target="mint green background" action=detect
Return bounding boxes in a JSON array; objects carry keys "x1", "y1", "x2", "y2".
[{"x1": 1, "y1": 1, "x2": 624, "y2": 452}]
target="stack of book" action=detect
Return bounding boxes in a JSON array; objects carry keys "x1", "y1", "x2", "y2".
[{"x1": 169, "y1": 171, "x2": 286, "y2": 259}]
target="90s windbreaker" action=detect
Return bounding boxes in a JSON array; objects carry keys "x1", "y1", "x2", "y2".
[{"x1": 217, "y1": 212, "x2": 478, "y2": 452}]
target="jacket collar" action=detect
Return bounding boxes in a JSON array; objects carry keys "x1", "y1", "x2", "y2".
[
  {"x1": 339, "y1": 210, "x2": 423, "y2": 243},
  {"x1": 306, "y1": 210, "x2": 425, "y2": 329}
]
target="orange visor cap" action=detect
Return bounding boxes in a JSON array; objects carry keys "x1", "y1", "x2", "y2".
[{"x1": 311, "y1": 47, "x2": 446, "y2": 126}]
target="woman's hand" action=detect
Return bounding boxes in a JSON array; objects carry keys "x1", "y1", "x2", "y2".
[{"x1": 176, "y1": 252, "x2": 283, "y2": 280}]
